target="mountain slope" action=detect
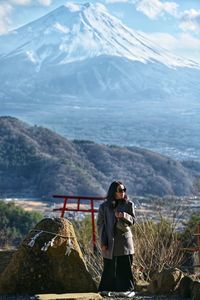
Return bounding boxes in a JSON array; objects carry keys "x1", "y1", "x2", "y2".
[
  {"x1": 0, "y1": 116, "x2": 196, "y2": 198},
  {"x1": 0, "y1": 3, "x2": 198, "y2": 68},
  {"x1": 0, "y1": 3, "x2": 200, "y2": 161}
]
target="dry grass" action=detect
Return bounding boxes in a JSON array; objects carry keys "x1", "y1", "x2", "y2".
[
  {"x1": 75, "y1": 208, "x2": 187, "y2": 285},
  {"x1": 132, "y1": 218, "x2": 185, "y2": 281}
]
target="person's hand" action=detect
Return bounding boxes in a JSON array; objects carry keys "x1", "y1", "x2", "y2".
[
  {"x1": 115, "y1": 211, "x2": 124, "y2": 219},
  {"x1": 101, "y1": 245, "x2": 108, "y2": 251}
]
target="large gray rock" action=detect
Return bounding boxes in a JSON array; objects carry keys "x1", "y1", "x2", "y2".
[
  {"x1": 179, "y1": 275, "x2": 194, "y2": 298},
  {"x1": 148, "y1": 268, "x2": 184, "y2": 294},
  {"x1": 191, "y1": 281, "x2": 200, "y2": 300},
  {"x1": 0, "y1": 217, "x2": 97, "y2": 294},
  {"x1": 0, "y1": 250, "x2": 15, "y2": 275}
]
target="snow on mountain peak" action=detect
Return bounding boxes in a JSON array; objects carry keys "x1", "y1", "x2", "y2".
[
  {"x1": 64, "y1": 2, "x2": 106, "y2": 12},
  {"x1": 64, "y1": 2, "x2": 82, "y2": 12},
  {"x1": 0, "y1": 2, "x2": 199, "y2": 69}
]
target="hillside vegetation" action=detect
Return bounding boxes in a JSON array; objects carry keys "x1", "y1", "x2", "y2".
[
  {"x1": 0, "y1": 200, "x2": 42, "y2": 248},
  {"x1": 0, "y1": 116, "x2": 198, "y2": 198}
]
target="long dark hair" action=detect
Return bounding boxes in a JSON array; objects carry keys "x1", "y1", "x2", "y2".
[{"x1": 107, "y1": 181, "x2": 127, "y2": 207}]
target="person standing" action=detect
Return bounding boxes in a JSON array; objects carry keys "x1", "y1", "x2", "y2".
[{"x1": 97, "y1": 181, "x2": 135, "y2": 297}]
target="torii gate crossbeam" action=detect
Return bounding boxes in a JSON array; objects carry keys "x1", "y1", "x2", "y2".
[{"x1": 52, "y1": 195, "x2": 106, "y2": 252}]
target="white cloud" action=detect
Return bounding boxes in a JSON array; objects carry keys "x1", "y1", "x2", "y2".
[
  {"x1": 141, "y1": 31, "x2": 200, "y2": 62},
  {"x1": 37, "y1": 0, "x2": 52, "y2": 6},
  {"x1": 26, "y1": 50, "x2": 37, "y2": 63},
  {"x1": 105, "y1": 0, "x2": 200, "y2": 35},
  {"x1": 0, "y1": 0, "x2": 31, "y2": 35},
  {"x1": 0, "y1": 2, "x2": 13, "y2": 34},
  {"x1": 179, "y1": 9, "x2": 200, "y2": 32},
  {"x1": 136, "y1": 0, "x2": 178, "y2": 19},
  {"x1": 53, "y1": 22, "x2": 69, "y2": 34},
  {"x1": 2, "y1": 0, "x2": 52, "y2": 7},
  {"x1": 105, "y1": 0, "x2": 130, "y2": 3},
  {"x1": 10, "y1": 0, "x2": 52, "y2": 5},
  {"x1": 64, "y1": 2, "x2": 81, "y2": 12},
  {"x1": 0, "y1": 0, "x2": 53, "y2": 34},
  {"x1": 10, "y1": 0, "x2": 31, "y2": 5},
  {"x1": 95, "y1": 3, "x2": 107, "y2": 12},
  {"x1": 59, "y1": 25, "x2": 97, "y2": 54}
]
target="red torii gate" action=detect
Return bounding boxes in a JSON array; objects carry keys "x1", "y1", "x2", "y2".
[{"x1": 53, "y1": 195, "x2": 106, "y2": 252}]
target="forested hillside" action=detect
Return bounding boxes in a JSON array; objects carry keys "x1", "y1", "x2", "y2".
[
  {"x1": 0, "y1": 200, "x2": 42, "y2": 247},
  {"x1": 0, "y1": 116, "x2": 198, "y2": 198}
]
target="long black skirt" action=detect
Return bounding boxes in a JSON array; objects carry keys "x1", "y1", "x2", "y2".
[{"x1": 98, "y1": 255, "x2": 134, "y2": 292}]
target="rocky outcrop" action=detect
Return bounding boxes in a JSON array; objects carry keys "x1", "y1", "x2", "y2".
[
  {"x1": 0, "y1": 250, "x2": 15, "y2": 275},
  {"x1": 147, "y1": 268, "x2": 200, "y2": 299},
  {"x1": 148, "y1": 268, "x2": 184, "y2": 294},
  {"x1": 0, "y1": 217, "x2": 97, "y2": 294},
  {"x1": 191, "y1": 281, "x2": 200, "y2": 300},
  {"x1": 179, "y1": 275, "x2": 194, "y2": 298}
]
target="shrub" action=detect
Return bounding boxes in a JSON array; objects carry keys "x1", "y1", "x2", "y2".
[
  {"x1": 72, "y1": 213, "x2": 186, "y2": 283},
  {"x1": 132, "y1": 218, "x2": 184, "y2": 281},
  {"x1": 0, "y1": 200, "x2": 43, "y2": 248}
]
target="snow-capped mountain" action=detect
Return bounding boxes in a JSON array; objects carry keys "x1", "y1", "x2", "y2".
[
  {"x1": 0, "y1": 2, "x2": 199, "y2": 69},
  {"x1": 0, "y1": 2, "x2": 200, "y2": 160}
]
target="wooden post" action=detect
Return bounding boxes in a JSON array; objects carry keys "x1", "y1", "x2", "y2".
[
  {"x1": 197, "y1": 222, "x2": 200, "y2": 266},
  {"x1": 181, "y1": 222, "x2": 200, "y2": 271},
  {"x1": 193, "y1": 222, "x2": 200, "y2": 268},
  {"x1": 61, "y1": 197, "x2": 68, "y2": 218}
]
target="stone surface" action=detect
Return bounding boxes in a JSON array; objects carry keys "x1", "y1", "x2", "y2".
[
  {"x1": 178, "y1": 275, "x2": 193, "y2": 298},
  {"x1": 36, "y1": 292, "x2": 102, "y2": 300},
  {"x1": 191, "y1": 280, "x2": 200, "y2": 300},
  {"x1": 0, "y1": 250, "x2": 15, "y2": 275},
  {"x1": 148, "y1": 268, "x2": 184, "y2": 294},
  {"x1": 0, "y1": 217, "x2": 97, "y2": 294},
  {"x1": 0, "y1": 295, "x2": 188, "y2": 300},
  {"x1": 135, "y1": 280, "x2": 149, "y2": 293}
]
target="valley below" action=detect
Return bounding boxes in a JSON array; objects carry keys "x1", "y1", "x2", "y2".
[
  {"x1": 2, "y1": 95, "x2": 200, "y2": 161},
  {"x1": 3, "y1": 195, "x2": 200, "y2": 229}
]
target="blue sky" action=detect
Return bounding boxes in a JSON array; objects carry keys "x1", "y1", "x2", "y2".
[{"x1": 0, "y1": 0, "x2": 200, "y2": 62}]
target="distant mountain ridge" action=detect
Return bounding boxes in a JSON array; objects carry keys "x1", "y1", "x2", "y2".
[{"x1": 0, "y1": 116, "x2": 198, "y2": 198}]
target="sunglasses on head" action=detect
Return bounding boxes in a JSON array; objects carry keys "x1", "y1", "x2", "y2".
[{"x1": 116, "y1": 187, "x2": 126, "y2": 193}]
